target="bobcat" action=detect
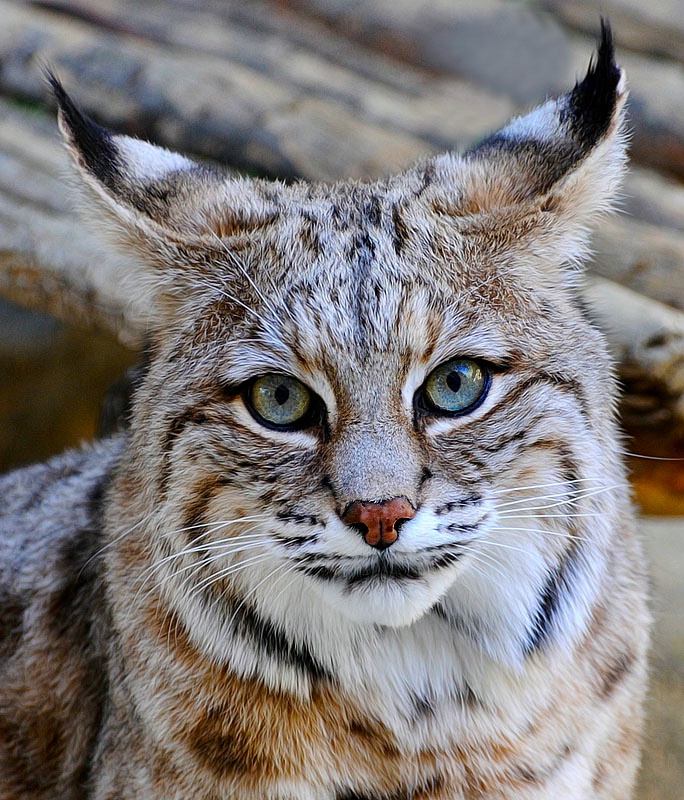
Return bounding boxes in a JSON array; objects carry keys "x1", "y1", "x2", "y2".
[{"x1": 0, "y1": 24, "x2": 649, "y2": 799}]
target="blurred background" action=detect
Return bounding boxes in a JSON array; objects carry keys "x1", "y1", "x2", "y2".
[{"x1": 0, "y1": 0, "x2": 681, "y2": 796}]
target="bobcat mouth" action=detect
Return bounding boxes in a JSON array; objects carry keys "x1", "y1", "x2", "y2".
[
  {"x1": 303, "y1": 559, "x2": 422, "y2": 585},
  {"x1": 300, "y1": 546, "x2": 464, "y2": 588}
]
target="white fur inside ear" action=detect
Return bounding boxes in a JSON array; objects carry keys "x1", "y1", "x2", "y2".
[
  {"x1": 494, "y1": 100, "x2": 562, "y2": 145},
  {"x1": 115, "y1": 135, "x2": 195, "y2": 182}
]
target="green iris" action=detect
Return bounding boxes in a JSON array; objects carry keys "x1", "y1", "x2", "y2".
[
  {"x1": 247, "y1": 374, "x2": 312, "y2": 428},
  {"x1": 422, "y1": 358, "x2": 489, "y2": 414}
]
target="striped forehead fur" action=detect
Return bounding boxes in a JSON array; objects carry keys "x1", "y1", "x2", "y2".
[{"x1": 50, "y1": 21, "x2": 628, "y2": 330}]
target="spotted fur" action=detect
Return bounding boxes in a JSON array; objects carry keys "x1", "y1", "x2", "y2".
[{"x1": 0, "y1": 24, "x2": 649, "y2": 799}]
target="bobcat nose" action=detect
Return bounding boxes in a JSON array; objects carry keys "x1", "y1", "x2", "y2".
[{"x1": 341, "y1": 497, "x2": 416, "y2": 550}]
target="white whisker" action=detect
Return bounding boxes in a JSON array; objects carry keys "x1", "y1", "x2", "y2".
[
  {"x1": 160, "y1": 514, "x2": 271, "y2": 541},
  {"x1": 497, "y1": 512, "x2": 602, "y2": 520},
  {"x1": 188, "y1": 551, "x2": 272, "y2": 600},
  {"x1": 220, "y1": 561, "x2": 295, "y2": 642},
  {"x1": 619, "y1": 449, "x2": 684, "y2": 461},
  {"x1": 495, "y1": 484, "x2": 620, "y2": 512},
  {"x1": 474, "y1": 539, "x2": 534, "y2": 557},
  {"x1": 462, "y1": 548, "x2": 510, "y2": 583},
  {"x1": 134, "y1": 528, "x2": 270, "y2": 589},
  {"x1": 132, "y1": 530, "x2": 270, "y2": 610},
  {"x1": 154, "y1": 534, "x2": 271, "y2": 567},
  {"x1": 82, "y1": 508, "x2": 158, "y2": 573},
  {"x1": 488, "y1": 478, "x2": 603, "y2": 497},
  {"x1": 491, "y1": 525, "x2": 593, "y2": 544}
]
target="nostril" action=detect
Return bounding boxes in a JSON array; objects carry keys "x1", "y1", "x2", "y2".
[
  {"x1": 394, "y1": 516, "x2": 411, "y2": 533},
  {"x1": 348, "y1": 521, "x2": 369, "y2": 537}
]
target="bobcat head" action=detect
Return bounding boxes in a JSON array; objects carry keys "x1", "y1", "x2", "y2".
[{"x1": 50, "y1": 25, "x2": 628, "y2": 668}]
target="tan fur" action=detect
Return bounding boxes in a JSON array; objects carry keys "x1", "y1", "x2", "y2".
[{"x1": 0, "y1": 29, "x2": 649, "y2": 799}]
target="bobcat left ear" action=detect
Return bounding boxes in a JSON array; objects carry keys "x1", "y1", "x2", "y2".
[
  {"x1": 48, "y1": 72, "x2": 275, "y2": 319},
  {"x1": 49, "y1": 71, "x2": 277, "y2": 244},
  {"x1": 49, "y1": 72, "x2": 200, "y2": 227},
  {"x1": 440, "y1": 20, "x2": 627, "y2": 268}
]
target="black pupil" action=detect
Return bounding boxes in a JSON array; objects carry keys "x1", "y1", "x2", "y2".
[
  {"x1": 446, "y1": 370, "x2": 462, "y2": 393},
  {"x1": 274, "y1": 384, "x2": 290, "y2": 405}
]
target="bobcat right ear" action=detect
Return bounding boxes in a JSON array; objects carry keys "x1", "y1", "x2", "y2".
[
  {"x1": 49, "y1": 73, "x2": 275, "y2": 317},
  {"x1": 432, "y1": 20, "x2": 628, "y2": 276}
]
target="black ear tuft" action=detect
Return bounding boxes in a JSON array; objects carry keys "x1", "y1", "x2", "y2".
[
  {"x1": 46, "y1": 70, "x2": 123, "y2": 192},
  {"x1": 564, "y1": 18, "x2": 622, "y2": 149}
]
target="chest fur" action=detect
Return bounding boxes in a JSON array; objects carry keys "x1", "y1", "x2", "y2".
[{"x1": 99, "y1": 585, "x2": 638, "y2": 800}]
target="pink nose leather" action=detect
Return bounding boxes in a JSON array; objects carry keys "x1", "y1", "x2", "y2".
[{"x1": 341, "y1": 497, "x2": 416, "y2": 550}]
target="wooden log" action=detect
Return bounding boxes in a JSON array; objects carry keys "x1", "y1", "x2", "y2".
[
  {"x1": 622, "y1": 167, "x2": 684, "y2": 233},
  {"x1": 0, "y1": 0, "x2": 514, "y2": 180},
  {"x1": 278, "y1": 0, "x2": 684, "y2": 181},
  {"x1": 12, "y1": 1, "x2": 684, "y2": 182},
  {"x1": 590, "y1": 216, "x2": 684, "y2": 311},
  {"x1": 543, "y1": 0, "x2": 684, "y2": 65},
  {"x1": 0, "y1": 99, "x2": 144, "y2": 346},
  {"x1": 614, "y1": 49, "x2": 684, "y2": 181},
  {"x1": 585, "y1": 276, "x2": 684, "y2": 429},
  {"x1": 272, "y1": 0, "x2": 572, "y2": 105}
]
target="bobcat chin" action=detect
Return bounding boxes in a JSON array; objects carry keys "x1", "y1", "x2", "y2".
[{"x1": 0, "y1": 22, "x2": 649, "y2": 800}]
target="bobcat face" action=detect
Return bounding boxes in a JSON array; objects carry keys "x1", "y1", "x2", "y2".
[{"x1": 116, "y1": 174, "x2": 614, "y2": 632}]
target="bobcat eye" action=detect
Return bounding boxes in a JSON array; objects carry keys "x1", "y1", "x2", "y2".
[
  {"x1": 419, "y1": 358, "x2": 490, "y2": 416},
  {"x1": 246, "y1": 373, "x2": 313, "y2": 429}
]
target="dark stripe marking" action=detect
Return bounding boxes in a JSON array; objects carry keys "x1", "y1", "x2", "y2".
[
  {"x1": 347, "y1": 717, "x2": 402, "y2": 759},
  {"x1": 276, "y1": 510, "x2": 324, "y2": 527},
  {"x1": 159, "y1": 402, "x2": 212, "y2": 491},
  {"x1": 391, "y1": 203, "x2": 410, "y2": 255},
  {"x1": 477, "y1": 372, "x2": 588, "y2": 444},
  {"x1": 364, "y1": 194, "x2": 382, "y2": 227},
  {"x1": 514, "y1": 743, "x2": 572, "y2": 786},
  {"x1": 181, "y1": 477, "x2": 224, "y2": 539},
  {"x1": 432, "y1": 604, "x2": 482, "y2": 643},
  {"x1": 337, "y1": 775, "x2": 444, "y2": 800},
  {"x1": 434, "y1": 493, "x2": 482, "y2": 515},
  {"x1": 0, "y1": 588, "x2": 25, "y2": 661},
  {"x1": 538, "y1": 370, "x2": 591, "y2": 419},
  {"x1": 410, "y1": 682, "x2": 480, "y2": 719},
  {"x1": 352, "y1": 232, "x2": 376, "y2": 274},
  {"x1": 212, "y1": 591, "x2": 333, "y2": 684},
  {"x1": 301, "y1": 559, "x2": 425, "y2": 587},
  {"x1": 598, "y1": 650, "x2": 636, "y2": 700},
  {"x1": 525, "y1": 537, "x2": 582, "y2": 653}
]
